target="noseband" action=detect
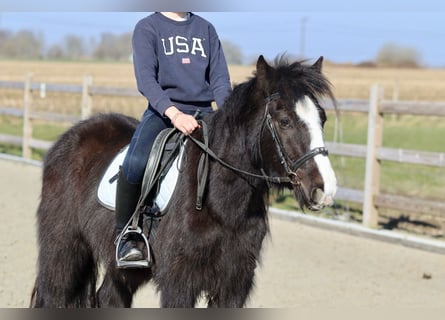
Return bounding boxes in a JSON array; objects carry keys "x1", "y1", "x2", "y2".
[{"x1": 261, "y1": 93, "x2": 329, "y2": 185}]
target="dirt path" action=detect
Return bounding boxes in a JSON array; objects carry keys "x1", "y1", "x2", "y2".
[{"x1": 1, "y1": 158, "x2": 444, "y2": 308}]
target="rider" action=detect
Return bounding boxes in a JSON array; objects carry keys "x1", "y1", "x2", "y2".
[{"x1": 115, "y1": 12, "x2": 232, "y2": 266}]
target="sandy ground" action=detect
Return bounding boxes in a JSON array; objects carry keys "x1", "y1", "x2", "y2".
[{"x1": 1, "y1": 158, "x2": 444, "y2": 308}]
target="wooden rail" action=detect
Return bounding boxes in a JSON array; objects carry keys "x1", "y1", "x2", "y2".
[
  {"x1": 326, "y1": 85, "x2": 445, "y2": 227},
  {"x1": 0, "y1": 77, "x2": 444, "y2": 228}
]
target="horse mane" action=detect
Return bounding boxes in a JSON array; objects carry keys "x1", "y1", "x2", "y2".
[
  {"x1": 206, "y1": 55, "x2": 335, "y2": 170},
  {"x1": 216, "y1": 55, "x2": 334, "y2": 126},
  {"x1": 272, "y1": 55, "x2": 335, "y2": 102}
]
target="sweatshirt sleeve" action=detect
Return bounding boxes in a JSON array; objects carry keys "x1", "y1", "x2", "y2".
[
  {"x1": 207, "y1": 24, "x2": 232, "y2": 109},
  {"x1": 132, "y1": 20, "x2": 174, "y2": 115}
]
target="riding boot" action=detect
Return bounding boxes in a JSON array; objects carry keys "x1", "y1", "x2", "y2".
[{"x1": 115, "y1": 168, "x2": 144, "y2": 264}]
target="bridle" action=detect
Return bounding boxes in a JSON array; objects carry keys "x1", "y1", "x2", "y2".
[
  {"x1": 260, "y1": 92, "x2": 329, "y2": 185},
  {"x1": 185, "y1": 92, "x2": 330, "y2": 210},
  {"x1": 187, "y1": 92, "x2": 329, "y2": 189}
]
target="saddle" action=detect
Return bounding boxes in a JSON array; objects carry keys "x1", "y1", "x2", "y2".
[
  {"x1": 97, "y1": 128, "x2": 184, "y2": 213},
  {"x1": 97, "y1": 128, "x2": 185, "y2": 268},
  {"x1": 140, "y1": 128, "x2": 185, "y2": 214}
]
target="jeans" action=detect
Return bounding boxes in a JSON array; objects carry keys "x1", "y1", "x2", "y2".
[{"x1": 122, "y1": 107, "x2": 211, "y2": 184}]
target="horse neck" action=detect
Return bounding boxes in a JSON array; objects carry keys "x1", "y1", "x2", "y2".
[
  {"x1": 204, "y1": 122, "x2": 269, "y2": 226},
  {"x1": 205, "y1": 107, "x2": 269, "y2": 193},
  {"x1": 208, "y1": 107, "x2": 263, "y2": 171}
]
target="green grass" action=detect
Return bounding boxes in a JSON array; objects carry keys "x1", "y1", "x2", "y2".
[
  {"x1": 32, "y1": 122, "x2": 68, "y2": 141},
  {"x1": 0, "y1": 143, "x2": 47, "y2": 159},
  {"x1": 381, "y1": 162, "x2": 445, "y2": 200},
  {"x1": 0, "y1": 115, "x2": 67, "y2": 160},
  {"x1": 1, "y1": 115, "x2": 67, "y2": 139},
  {"x1": 325, "y1": 112, "x2": 445, "y2": 151},
  {"x1": 0, "y1": 115, "x2": 22, "y2": 136},
  {"x1": 383, "y1": 115, "x2": 445, "y2": 152},
  {"x1": 321, "y1": 111, "x2": 445, "y2": 199}
]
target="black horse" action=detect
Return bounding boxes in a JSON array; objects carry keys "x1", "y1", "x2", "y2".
[{"x1": 31, "y1": 56, "x2": 337, "y2": 307}]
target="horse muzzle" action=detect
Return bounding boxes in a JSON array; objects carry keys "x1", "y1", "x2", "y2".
[
  {"x1": 291, "y1": 166, "x2": 337, "y2": 211},
  {"x1": 308, "y1": 187, "x2": 335, "y2": 211}
]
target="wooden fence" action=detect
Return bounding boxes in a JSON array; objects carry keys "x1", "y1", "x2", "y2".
[
  {"x1": 1, "y1": 75, "x2": 444, "y2": 228},
  {"x1": 323, "y1": 86, "x2": 445, "y2": 228}
]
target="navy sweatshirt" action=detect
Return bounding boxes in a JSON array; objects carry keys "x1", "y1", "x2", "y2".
[{"x1": 132, "y1": 12, "x2": 232, "y2": 115}]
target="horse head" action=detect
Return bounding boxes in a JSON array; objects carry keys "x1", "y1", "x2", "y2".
[{"x1": 254, "y1": 55, "x2": 337, "y2": 211}]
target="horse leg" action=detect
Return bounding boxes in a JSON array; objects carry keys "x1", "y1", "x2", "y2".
[
  {"x1": 157, "y1": 269, "x2": 201, "y2": 308},
  {"x1": 207, "y1": 287, "x2": 252, "y2": 308},
  {"x1": 159, "y1": 284, "x2": 200, "y2": 308},
  {"x1": 207, "y1": 269, "x2": 255, "y2": 308},
  {"x1": 32, "y1": 233, "x2": 97, "y2": 307},
  {"x1": 96, "y1": 263, "x2": 151, "y2": 307},
  {"x1": 96, "y1": 270, "x2": 132, "y2": 307}
]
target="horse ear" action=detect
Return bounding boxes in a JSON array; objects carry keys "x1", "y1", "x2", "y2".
[
  {"x1": 256, "y1": 55, "x2": 272, "y2": 87},
  {"x1": 311, "y1": 56, "x2": 324, "y2": 72}
]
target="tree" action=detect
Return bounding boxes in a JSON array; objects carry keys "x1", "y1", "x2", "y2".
[
  {"x1": 93, "y1": 32, "x2": 132, "y2": 61},
  {"x1": 47, "y1": 44, "x2": 64, "y2": 60},
  {"x1": 376, "y1": 43, "x2": 421, "y2": 68},
  {"x1": 0, "y1": 29, "x2": 43, "y2": 59},
  {"x1": 63, "y1": 34, "x2": 85, "y2": 60},
  {"x1": 0, "y1": 29, "x2": 13, "y2": 58}
]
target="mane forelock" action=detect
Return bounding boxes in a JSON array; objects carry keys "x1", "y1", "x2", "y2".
[
  {"x1": 273, "y1": 55, "x2": 335, "y2": 103},
  {"x1": 209, "y1": 54, "x2": 335, "y2": 138}
]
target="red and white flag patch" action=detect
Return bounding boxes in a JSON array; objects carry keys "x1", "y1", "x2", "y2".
[{"x1": 182, "y1": 57, "x2": 191, "y2": 64}]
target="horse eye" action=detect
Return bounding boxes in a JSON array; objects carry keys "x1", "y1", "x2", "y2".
[
  {"x1": 318, "y1": 107, "x2": 327, "y2": 127},
  {"x1": 279, "y1": 118, "x2": 291, "y2": 128}
]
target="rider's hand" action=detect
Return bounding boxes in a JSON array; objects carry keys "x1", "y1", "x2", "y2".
[{"x1": 165, "y1": 106, "x2": 200, "y2": 135}]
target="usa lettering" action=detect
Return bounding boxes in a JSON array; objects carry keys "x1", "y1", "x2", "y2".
[{"x1": 161, "y1": 36, "x2": 207, "y2": 57}]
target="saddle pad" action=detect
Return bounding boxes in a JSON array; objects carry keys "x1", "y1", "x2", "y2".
[{"x1": 97, "y1": 145, "x2": 183, "y2": 212}]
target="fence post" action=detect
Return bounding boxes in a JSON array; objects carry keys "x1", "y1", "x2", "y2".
[
  {"x1": 363, "y1": 84, "x2": 384, "y2": 228},
  {"x1": 22, "y1": 73, "x2": 33, "y2": 159},
  {"x1": 81, "y1": 75, "x2": 93, "y2": 120}
]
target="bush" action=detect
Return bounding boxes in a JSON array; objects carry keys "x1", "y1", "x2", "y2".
[{"x1": 376, "y1": 43, "x2": 422, "y2": 68}]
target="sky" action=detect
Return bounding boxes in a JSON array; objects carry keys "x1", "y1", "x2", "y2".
[{"x1": 0, "y1": 0, "x2": 444, "y2": 67}]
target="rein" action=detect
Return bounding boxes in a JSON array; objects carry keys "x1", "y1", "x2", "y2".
[
  {"x1": 188, "y1": 122, "x2": 291, "y2": 183},
  {"x1": 188, "y1": 93, "x2": 329, "y2": 209}
]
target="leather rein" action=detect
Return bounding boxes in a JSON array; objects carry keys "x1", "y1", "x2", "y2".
[{"x1": 187, "y1": 93, "x2": 329, "y2": 209}]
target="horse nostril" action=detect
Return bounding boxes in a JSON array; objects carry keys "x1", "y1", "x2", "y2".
[
  {"x1": 323, "y1": 195, "x2": 334, "y2": 206},
  {"x1": 311, "y1": 188, "x2": 325, "y2": 204}
]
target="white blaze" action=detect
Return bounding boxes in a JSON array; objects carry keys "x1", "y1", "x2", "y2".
[{"x1": 295, "y1": 96, "x2": 337, "y2": 204}]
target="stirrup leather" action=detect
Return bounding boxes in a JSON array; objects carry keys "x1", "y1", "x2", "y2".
[{"x1": 115, "y1": 226, "x2": 150, "y2": 269}]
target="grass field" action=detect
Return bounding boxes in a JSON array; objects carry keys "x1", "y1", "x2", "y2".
[{"x1": 1, "y1": 60, "x2": 444, "y2": 234}]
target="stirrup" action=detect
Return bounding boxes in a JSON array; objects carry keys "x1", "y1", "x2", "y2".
[{"x1": 115, "y1": 226, "x2": 151, "y2": 269}]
